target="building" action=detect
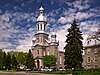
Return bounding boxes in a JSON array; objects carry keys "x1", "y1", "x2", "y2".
[
  {"x1": 31, "y1": 6, "x2": 64, "y2": 69},
  {"x1": 83, "y1": 28, "x2": 100, "y2": 69}
]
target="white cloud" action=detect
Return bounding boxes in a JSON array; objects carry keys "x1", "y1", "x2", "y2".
[
  {"x1": 58, "y1": 17, "x2": 67, "y2": 24},
  {"x1": 0, "y1": 0, "x2": 99, "y2": 52},
  {"x1": 75, "y1": 12, "x2": 95, "y2": 20},
  {"x1": 0, "y1": 42, "x2": 11, "y2": 49},
  {"x1": 73, "y1": 0, "x2": 90, "y2": 10},
  {"x1": 0, "y1": 10, "x2": 36, "y2": 51}
]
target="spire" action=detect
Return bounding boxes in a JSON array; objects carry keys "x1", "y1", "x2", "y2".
[
  {"x1": 52, "y1": 29, "x2": 56, "y2": 35},
  {"x1": 37, "y1": 6, "x2": 46, "y2": 22},
  {"x1": 36, "y1": 5, "x2": 47, "y2": 33},
  {"x1": 39, "y1": 2, "x2": 43, "y2": 11}
]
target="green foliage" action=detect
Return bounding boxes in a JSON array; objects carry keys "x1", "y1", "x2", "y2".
[
  {"x1": 0, "y1": 50, "x2": 35, "y2": 70},
  {"x1": 74, "y1": 68, "x2": 100, "y2": 75},
  {"x1": 25, "y1": 49, "x2": 35, "y2": 69},
  {"x1": 2, "y1": 52, "x2": 6, "y2": 69},
  {"x1": 11, "y1": 54, "x2": 18, "y2": 70},
  {"x1": 6, "y1": 52, "x2": 11, "y2": 70},
  {"x1": 16, "y1": 52, "x2": 28, "y2": 66},
  {"x1": 0, "y1": 50, "x2": 3, "y2": 69},
  {"x1": 43, "y1": 55, "x2": 56, "y2": 68},
  {"x1": 64, "y1": 19, "x2": 83, "y2": 69}
]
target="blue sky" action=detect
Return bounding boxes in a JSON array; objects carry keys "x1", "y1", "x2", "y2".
[{"x1": 0, "y1": 0, "x2": 100, "y2": 52}]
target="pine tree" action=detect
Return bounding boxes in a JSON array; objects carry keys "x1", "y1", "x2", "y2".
[
  {"x1": 64, "y1": 19, "x2": 83, "y2": 70},
  {"x1": 25, "y1": 49, "x2": 35, "y2": 69}
]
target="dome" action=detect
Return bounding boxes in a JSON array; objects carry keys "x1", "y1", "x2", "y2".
[
  {"x1": 37, "y1": 6, "x2": 46, "y2": 22},
  {"x1": 39, "y1": 6, "x2": 44, "y2": 11},
  {"x1": 37, "y1": 14, "x2": 46, "y2": 22}
]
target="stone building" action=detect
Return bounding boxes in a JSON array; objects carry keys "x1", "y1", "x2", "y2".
[
  {"x1": 83, "y1": 28, "x2": 100, "y2": 68},
  {"x1": 31, "y1": 6, "x2": 64, "y2": 69}
]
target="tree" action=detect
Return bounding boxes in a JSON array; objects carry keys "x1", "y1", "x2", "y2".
[
  {"x1": 25, "y1": 50, "x2": 35, "y2": 69},
  {"x1": 11, "y1": 54, "x2": 18, "y2": 70},
  {"x1": 64, "y1": 19, "x2": 83, "y2": 70},
  {"x1": 16, "y1": 52, "x2": 28, "y2": 67},
  {"x1": 6, "y1": 52, "x2": 11, "y2": 70},
  {"x1": 43, "y1": 55, "x2": 56, "y2": 68},
  {"x1": 0, "y1": 50, "x2": 3, "y2": 69},
  {"x1": 2, "y1": 52, "x2": 6, "y2": 70}
]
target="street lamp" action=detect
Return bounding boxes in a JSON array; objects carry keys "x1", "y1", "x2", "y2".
[{"x1": 72, "y1": 68, "x2": 74, "y2": 75}]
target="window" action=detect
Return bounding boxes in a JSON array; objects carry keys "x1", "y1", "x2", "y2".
[
  {"x1": 87, "y1": 48, "x2": 91, "y2": 54},
  {"x1": 47, "y1": 50, "x2": 49, "y2": 55},
  {"x1": 95, "y1": 65, "x2": 97, "y2": 68},
  {"x1": 60, "y1": 56, "x2": 62, "y2": 64},
  {"x1": 37, "y1": 24, "x2": 39, "y2": 30},
  {"x1": 41, "y1": 24, "x2": 42, "y2": 30},
  {"x1": 37, "y1": 50, "x2": 39, "y2": 55},
  {"x1": 37, "y1": 38, "x2": 39, "y2": 42},
  {"x1": 94, "y1": 48, "x2": 98, "y2": 53},
  {"x1": 88, "y1": 57, "x2": 91, "y2": 62},
  {"x1": 44, "y1": 51, "x2": 46, "y2": 56},
  {"x1": 94, "y1": 55, "x2": 97, "y2": 62},
  {"x1": 44, "y1": 24, "x2": 45, "y2": 30}
]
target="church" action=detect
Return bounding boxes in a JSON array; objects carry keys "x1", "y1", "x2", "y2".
[{"x1": 31, "y1": 6, "x2": 64, "y2": 69}]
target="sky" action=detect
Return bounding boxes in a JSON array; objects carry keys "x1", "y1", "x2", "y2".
[{"x1": 0, "y1": 0, "x2": 100, "y2": 52}]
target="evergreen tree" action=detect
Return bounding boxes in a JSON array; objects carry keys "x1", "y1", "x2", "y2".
[
  {"x1": 64, "y1": 19, "x2": 83, "y2": 70},
  {"x1": 6, "y1": 52, "x2": 11, "y2": 70},
  {"x1": 11, "y1": 54, "x2": 18, "y2": 70},
  {"x1": 25, "y1": 49, "x2": 35, "y2": 69}
]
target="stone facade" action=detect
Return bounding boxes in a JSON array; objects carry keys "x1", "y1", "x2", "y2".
[
  {"x1": 83, "y1": 28, "x2": 100, "y2": 69},
  {"x1": 83, "y1": 44, "x2": 100, "y2": 68},
  {"x1": 31, "y1": 6, "x2": 64, "y2": 69}
]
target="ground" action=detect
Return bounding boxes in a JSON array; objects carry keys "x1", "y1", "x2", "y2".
[{"x1": 0, "y1": 72, "x2": 70, "y2": 75}]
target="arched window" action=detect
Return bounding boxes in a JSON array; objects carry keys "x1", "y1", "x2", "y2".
[
  {"x1": 41, "y1": 24, "x2": 42, "y2": 30},
  {"x1": 37, "y1": 50, "x2": 39, "y2": 55},
  {"x1": 87, "y1": 57, "x2": 90, "y2": 62},
  {"x1": 44, "y1": 24, "x2": 45, "y2": 31},
  {"x1": 38, "y1": 24, "x2": 39, "y2": 30},
  {"x1": 87, "y1": 48, "x2": 91, "y2": 54}
]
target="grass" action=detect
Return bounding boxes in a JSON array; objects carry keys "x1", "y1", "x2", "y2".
[
  {"x1": 0, "y1": 70, "x2": 17, "y2": 72},
  {"x1": 75, "y1": 72, "x2": 100, "y2": 75},
  {"x1": 74, "y1": 68, "x2": 100, "y2": 75}
]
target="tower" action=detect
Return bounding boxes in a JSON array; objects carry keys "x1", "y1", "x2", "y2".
[
  {"x1": 37, "y1": 6, "x2": 47, "y2": 33},
  {"x1": 31, "y1": 6, "x2": 63, "y2": 69},
  {"x1": 32, "y1": 6, "x2": 49, "y2": 69}
]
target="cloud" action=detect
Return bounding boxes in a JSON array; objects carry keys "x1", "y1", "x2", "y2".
[
  {"x1": 0, "y1": 0, "x2": 99, "y2": 52},
  {"x1": 0, "y1": 10, "x2": 36, "y2": 51},
  {"x1": 73, "y1": 0, "x2": 90, "y2": 10},
  {"x1": 58, "y1": 17, "x2": 67, "y2": 24},
  {"x1": 75, "y1": 12, "x2": 95, "y2": 20}
]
